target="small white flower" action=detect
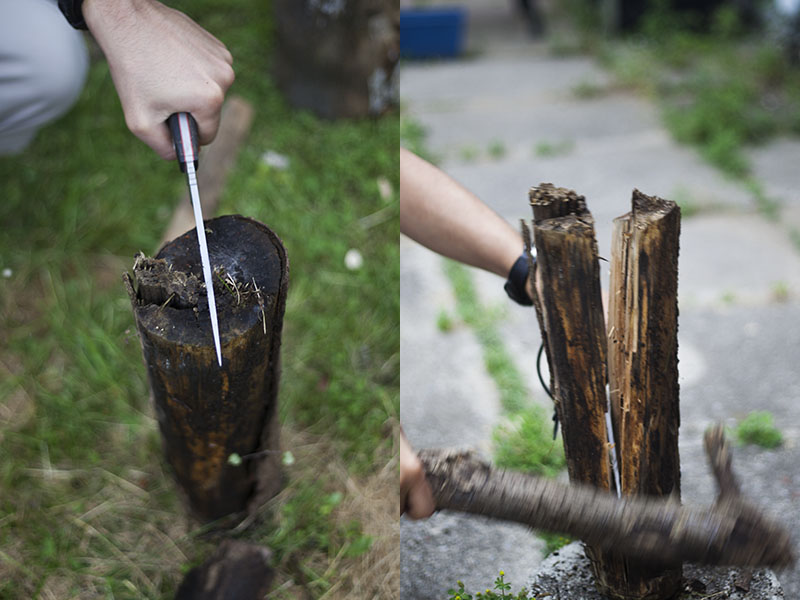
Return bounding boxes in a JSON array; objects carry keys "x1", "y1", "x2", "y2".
[
  {"x1": 376, "y1": 176, "x2": 393, "y2": 202},
  {"x1": 1, "y1": 268, "x2": 11, "y2": 278},
  {"x1": 260, "y1": 150, "x2": 290, "y2": 170},
  {"x1": 282, "y1": 451, "x2": 295, "y2": 466},
  {"x1": 344, "y1": 249, "x2": 363, "y2": 270}
]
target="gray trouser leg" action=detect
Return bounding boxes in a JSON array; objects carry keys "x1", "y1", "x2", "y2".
[{"x1": 0, "y1": 0, "x2": 89, "y2": 154}]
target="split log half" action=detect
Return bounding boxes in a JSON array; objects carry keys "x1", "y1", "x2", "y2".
[
  {"x1": 527, "y1": 184, "x2": 617, "y2": 586},
  {"x1": 604, "y1": 190, "x2": 682, "y2": 598},
  {"x1": 123, "y1": 215, "x2": 288, "y2": 522},
  {"x1": 528, "y1": 183, "x2": 611, "y2": 491}
]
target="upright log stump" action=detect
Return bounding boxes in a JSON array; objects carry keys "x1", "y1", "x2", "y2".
[
  {"x1": 273, "y1": 0, "x2": 399, "y2": 118},
  {"x1": 527, "y1": 185, "x2": 683, "y2": 599},
  {"x1": 123, "y1": 215, "x2": 288, "y2": 522}
]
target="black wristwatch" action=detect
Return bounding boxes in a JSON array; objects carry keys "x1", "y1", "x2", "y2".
[
  {"x1": 58, "y1": 0, "x2": 88, "y2": 30},
  {"x1": 504, "y1": 250, "x2": 536, "y2": 306}
]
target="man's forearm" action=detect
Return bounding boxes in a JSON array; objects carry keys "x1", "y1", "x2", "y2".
[{"x1": 400, "y1": 147, "x2": 522, "y2": 279}]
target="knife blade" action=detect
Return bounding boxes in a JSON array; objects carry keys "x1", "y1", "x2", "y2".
[{"x1": 168, "y1": 112, "x2": 223, "y2": 367}]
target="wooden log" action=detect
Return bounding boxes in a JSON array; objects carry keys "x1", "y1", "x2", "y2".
[
  {"x1": 604, "y1": 190, "x2": 682, "y2": 598},
  {"x1": 528, "y1": 184, "x2": 616, "y2": 584},
  {"x1": 528, "y1": 183, "x2": 611, "y2": 490},
  {"x1": 123, "y1": 215, "x2": 288, "y2": 522},
  {"x1": 418, "y1": 426, "x2": 795, "y2": 570},
  {"x1": 272, "y1": 0, "x2": 398, "y2": 119}
]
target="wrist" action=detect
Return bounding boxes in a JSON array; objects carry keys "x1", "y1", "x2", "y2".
[
  {"x1": 504, "y1": 250, "x2": 536, "y2": 306},
  {"x1": 58, "y1": 0, "x2": 88, "y2": 29},
  {"x1": 83, "y1": 0, "x2": 147, "y2": 37}
]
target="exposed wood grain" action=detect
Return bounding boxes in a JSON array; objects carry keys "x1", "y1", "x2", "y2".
[
  {"x1": 604, "y1": 189, "x2": 683, "y2": 598},
  {"x1": 528, "y1": 184, "x2": 618, "y2": 585}
]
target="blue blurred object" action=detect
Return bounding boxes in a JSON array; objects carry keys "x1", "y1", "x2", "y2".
[{"x1": 400, "y1": 7, "x2": 467, "y2": 59}]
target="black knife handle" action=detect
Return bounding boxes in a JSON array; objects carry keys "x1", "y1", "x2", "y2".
[{"x1": 167, "y1": 112, "x2": 200, "y2": 173}]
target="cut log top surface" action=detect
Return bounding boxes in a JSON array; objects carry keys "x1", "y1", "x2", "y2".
[
  {"x1": 158, "y1": 215, "x2": 283, "y2": 296},
  {"x1": 631, "y1": 188, "x2": 675, "y2": 219},
  {"x1": 529, "y1": 182, "x2": 589, "y2": 221},
  {"x1": 125, "y1": 215, "x2": 287, "y2": 348}
]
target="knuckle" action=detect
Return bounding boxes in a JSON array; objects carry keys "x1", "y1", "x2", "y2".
[
  {"x1": 207, "y1": 84, "x2": 225, "y2": 109},
  {"x1": 219, "y1": 63, "x2": 235, "y2": 89},
  {"x1": 222, "y1": 46, "x2": 234, "y2": 66},
  {"x1": 124, "y1": 112, "x2": 149, "y2": 137}
]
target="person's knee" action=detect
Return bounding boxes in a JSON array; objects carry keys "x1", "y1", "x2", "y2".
[
  {"x1": 17, "y1": 4, "x2": 89, "y2": 118},
  {"x1": 0, "y1": 0, "x2": 89, "y2": 152}
]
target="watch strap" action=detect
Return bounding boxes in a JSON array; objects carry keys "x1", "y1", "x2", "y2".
[
  {"x1": 504, "y1": 251, "x2": 535, "y2": 306},
  {"x1": 58, "y1": 0, "x2": 88, "y2": 30}
]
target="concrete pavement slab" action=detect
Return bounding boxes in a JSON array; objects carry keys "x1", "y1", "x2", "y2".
[
  {"x1": 671, "y1": 304, "x2": 800, "y2": 595},
  {"x1": 400, "y1": 235, "x2": 547, "y2": 597},
  {"x1": 400, "y1": 236, "x2": 500, "y2": 452},
  {"x1": 402, "y1": 512, "x2": 546, "y2": 600},
  {"x1": 748, "y1": 138, "x2": 800, "y2": 209}
]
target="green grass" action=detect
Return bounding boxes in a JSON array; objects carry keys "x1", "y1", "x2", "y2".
[
  {"x1": 449, "y1": 571, "x2": 536, "y2": 600},
  {"x1": 572, "y1": 80, "x2": 609, "y2": 99},
  {"x1": 736, "y1": 411, "x2": 783, "y2": 449},
  {"x1": 0, "y1": 0, "x2": 397, "y2": 596},
  {"x1": 539, "y1": 532, "x2": 572, "y2": 556},
  {"x1": 534, "y1": 139, "x2": 575, "y2": 158},
  {"x1": 772, "y1": 281, "x2": 790, "y2": 303},
  {"x1": 437, "y1": 308, "x2": 456, "y2": 332},
  {"x1": 441, "y1": 260, "x2": 565, "y2": 473},
  {"x1": 598, "y1": 8, "x2": 800, "y2": 186},
  {"x1": 488, "y1": 140, "x2": 507, "y2": 160},
  {"x1": 459, "y1": 145, "x2": 480, "y2": 162},
  {"x1": 493, "y1": 409, "x2": 564, "y2": 477},
  {"x1": 443, "y1": 261, "x2": 527, "y2": 414}
]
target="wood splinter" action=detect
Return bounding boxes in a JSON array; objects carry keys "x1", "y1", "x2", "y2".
[{"x1": 419, "y1": 425, "x2": 795, "y2": 569}]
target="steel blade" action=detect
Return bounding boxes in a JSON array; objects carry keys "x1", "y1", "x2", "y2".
[{"x1": 186, "y1": 161, "x2": 223, "y2": 366}]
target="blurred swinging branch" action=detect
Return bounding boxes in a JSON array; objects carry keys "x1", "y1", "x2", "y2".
[{"x1": 419, "y1": 425, "x2": 794, "y2": 569}]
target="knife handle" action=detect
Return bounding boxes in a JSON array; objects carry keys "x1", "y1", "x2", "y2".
[{"x1": 167, "y1": 112, "x2": 200, "y2": 173}]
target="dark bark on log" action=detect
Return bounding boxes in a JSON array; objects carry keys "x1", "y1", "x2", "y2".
[
  {"x1": 604, "y1": 190, "x2": 683, "y2": 598},
  {"x1": 528, "y1": 183, "x2": 611, "y2": 491},
  {"x1": 124, "y1": 215, "x2": 288, "y2": 522},
  {"x1": 174, "y1": 540, "x2": 274, "y2": 600},
  {"x1": 419, "y1": 426, "x2": 795, "y2": 570},
  {"x1": 608, "y1": 189, "x2": 681, "y2": 499},
  {"x1": 528, "y1": 184, "x2": 618, "y2": 585},
  {"x1": 273, "y1": 0, "x2": 398, "y2": 119}
]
